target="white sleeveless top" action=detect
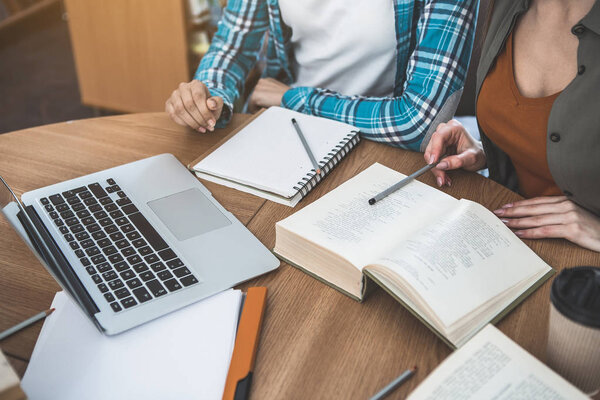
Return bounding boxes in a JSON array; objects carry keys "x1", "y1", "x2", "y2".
[{"x1": 278, "y1": 0, "x2": 397, "y2": 97}]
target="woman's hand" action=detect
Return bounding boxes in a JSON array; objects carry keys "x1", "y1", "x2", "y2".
[
  {"x1": 166, "y1": 80, "x2": 224, "y2": 133},
  {"x1": 423, "y1": 119, "x2": 487, "y2": 187},
  {"x1": 248, "y1": 78, "x2": 290, "y2": 113},
  {"x1": 495, "y1": 196, "x2": 600, "y2": 252}
]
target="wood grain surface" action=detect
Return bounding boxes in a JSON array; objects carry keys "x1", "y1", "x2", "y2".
[{"x1": 0, "y1": 113, "x2": 598, "y2": 399}]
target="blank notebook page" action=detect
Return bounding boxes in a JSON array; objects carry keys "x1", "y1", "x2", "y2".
[
  {"x1": 22, "y1": 290, "x2": 242, "y2": 400},
  {"x1": 193, "y1": 107, "x2": 357, "y2": 199}
]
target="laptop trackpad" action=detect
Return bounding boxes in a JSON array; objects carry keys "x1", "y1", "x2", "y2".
[{"x1": 147, "y1": 188, "x2": 231, "y2": 241}]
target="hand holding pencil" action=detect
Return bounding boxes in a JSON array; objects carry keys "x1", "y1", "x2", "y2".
[{"x1": 423, "y1": 119, "x2": 486, "y2": 187}]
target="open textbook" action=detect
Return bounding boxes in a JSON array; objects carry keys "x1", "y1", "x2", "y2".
[
  {"x1": 274, "y1": 163, "x2": 554, "y2": 347},
  {"x1": 407, "y1": 324, "x2": 587, "y2": 399}
]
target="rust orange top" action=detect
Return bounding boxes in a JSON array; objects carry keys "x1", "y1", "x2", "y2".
[{"x1": 477, "y1": 32, "x2": 562, "y2": 198}]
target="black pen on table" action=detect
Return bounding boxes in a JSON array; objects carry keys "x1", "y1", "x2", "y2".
[
  {"x1": 291, "y1": 118, "x2": 321, "y2": 175},
  {"x1": 369, "y1": 366, "x2": 417, "y2": 400},
  {"x1": 368, "y1": 158, "x2": 445, "y2": 205}
]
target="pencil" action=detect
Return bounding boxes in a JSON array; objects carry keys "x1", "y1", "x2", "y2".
[
  {"x1": 368, "y1": 161, "x2": 442, "y2": 205},
  {"x1": 369, "y1": 366, "x2": 417, "y2": 400},
  {"x1": 291, "y1": 118, "x2": 321, "y2": 175},
  {"x1": 0, "y1": 308, "x2": 55, "y2": 341}
]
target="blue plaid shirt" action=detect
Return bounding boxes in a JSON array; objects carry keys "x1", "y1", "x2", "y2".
[{"x1": 195, "y1": 0, "x2": 478, "y2": 150}]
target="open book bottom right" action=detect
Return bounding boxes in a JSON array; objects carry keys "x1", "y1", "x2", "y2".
[{"x1": 273, "y1": 163, "x2": 554, "y2": 348}]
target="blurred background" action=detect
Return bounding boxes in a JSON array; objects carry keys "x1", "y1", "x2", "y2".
[{"x1": 0, "y1": 0, "x2": 225, "y2": 134}]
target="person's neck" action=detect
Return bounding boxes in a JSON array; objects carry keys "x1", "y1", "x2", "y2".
[{"x1": 531, "y1": 0, "x2": 596, "y2": 25}]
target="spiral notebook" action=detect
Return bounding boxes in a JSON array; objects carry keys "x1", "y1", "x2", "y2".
[{"x1": 189, "y1": 107, "x2": 361, "y2": 207}]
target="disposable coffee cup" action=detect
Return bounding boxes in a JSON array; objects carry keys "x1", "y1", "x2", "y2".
[{"x1": 547, "y1": 266, "x2": 600, "y2": 395}]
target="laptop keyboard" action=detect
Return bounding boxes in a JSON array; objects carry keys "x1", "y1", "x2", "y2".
[{"x1": 39, "y1": 178, "x2": 199, "y2": 313}]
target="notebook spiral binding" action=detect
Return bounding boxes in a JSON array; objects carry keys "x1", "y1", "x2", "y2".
[{"x1": 292, "y1": 132, "x2": 361, "y2": 197}]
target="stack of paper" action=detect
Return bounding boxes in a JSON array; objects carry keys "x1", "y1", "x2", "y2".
[{"x1": 22, "y1": 290, "x2": 242, "y2": 400}]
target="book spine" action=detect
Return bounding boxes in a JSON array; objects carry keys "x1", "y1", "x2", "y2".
[{"x1": 292, "y1": 132, "x2": 361, "y2": 198}]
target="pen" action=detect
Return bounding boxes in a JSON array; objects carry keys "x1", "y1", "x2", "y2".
[
  {"x1": 368, "y1": 160, "x2": 443, "y2": 205},
  {"x1": 291, "y1": 118, "x2": 321, "y2": 175},
  {"x1": 369, "y1": 366, "x2": 417, "y2": 400},
  {"x1": 0, "y1": 308, "x2": 55, "y2": 341}
]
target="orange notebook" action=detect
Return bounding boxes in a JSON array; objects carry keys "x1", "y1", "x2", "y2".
[{"x1": 222, "y1": 287, "x2": 268, "y2": 400}]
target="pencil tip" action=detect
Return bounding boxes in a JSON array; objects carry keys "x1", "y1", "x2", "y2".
[
  {"x1": 413, "y1": 366, "x2": 418, "y2": 372},
  {"x1": 47, "y1": 308, "x2": 55, "y2": 315}
]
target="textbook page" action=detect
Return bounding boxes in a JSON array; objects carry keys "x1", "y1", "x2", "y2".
[
  {"x1": 371, "y1": 199, "x2": 551, "y2": 327},
  {"x1": 193, "y1": 106, "x2": 357, "y2": 199},
  {"x1": 407, "y1": 325, "x2": 587, "y2": 400},
  {"x1": 22, "y1": 290, "x2": 242, "y2": 400},
  {"x1": 276, "y1": 163, "x2": 458, "y2": 269}
]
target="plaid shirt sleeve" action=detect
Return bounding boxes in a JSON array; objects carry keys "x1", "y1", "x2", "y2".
[
  {"x1": 194, "y1": 0, "x2": 269, "y2": 128},
  {"x1": 282, "y1": 0, "x2": 478, "y2": 151}
]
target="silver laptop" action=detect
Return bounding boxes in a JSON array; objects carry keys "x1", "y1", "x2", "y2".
[{"x1": 1, "y1": 153, "x2": 279, "y2": 335}]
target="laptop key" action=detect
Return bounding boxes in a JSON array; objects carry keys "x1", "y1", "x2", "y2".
[
  {"x1": 117, "y1": 191, "x2": 127, "y2": 198},
  {"x1": 86, "y1": 223, "x2": 101, "y2": 233},
  {"x1": 166, "y1": 259, "x2": 184, "y2": 269},
  {"x1": 110, "y1": 210, "x2": 124, "y2": 219},
  {"x1": 86, "y1": 247, "x2": 100, "y2": 257},
  {"x1": 121, "y1": 224, "x2": 135, "y2": 233},
  {"x1": 94, "y1": 210, "x2": 108, "y2": 219},
  {"x1": 139, "y1": 271, "x2": 154, "y2": 281},
  {"x1": 89, "y1": 204, "x2": 102, "y2": 213},
  {"x1": 120, "y1": 270, "x2": 135, "y2": 281},
  {"x1": 138, "y1": 246, "x2": 153, "y2": 256},
  {"x1": 110, "y1": 232, "x2": 124, "y2": 241},
  {"x1": 115, "y1": 217, "x2": 128, "y2": 226},
  {"x1": 49, "y1": 194, "x2": 64, "y2": 205},
  {"x1": 44, "y1": 204, "x2": 54, "y2": 212},
  {"x1": 122, "y1": 247, "x2": 136, "y2": 257},
  {"x1": 75, "y1": 249, "x2": 85, "y2": 258},
  {"x1": 121, "y1": 297, "x2": 137, "y2": 309},
  {"x1": 56, "y1": 204, "x2": 69, "y2": 212},
  {"x1": 88, "y1": 183, "x2": 108, "y2": 199},
  {"x1": 104, "y1": 293, "x2": 115, "y2": 302},
  {"x1": 102, "y1": 270, "x2": 118, "y2": 281},
  {"x1": 115, "y1": 239, "x2": 129, "y2": 249},
  {"x1": 127, "y1": 254, "x2": 142, "y2": 265},
  {"x1": 157, "y1": 270, "x2": 172, "y2": 281},
  {"x1": 54, "y1": 219, "x2": 63, "y2": 228},
  {"x1": 126, "y1": 231, "x2": 141, "y2": 240},
  {"x1": 80, "y1": 257, "x2": 91, "y2": 267},
  {"x1": 64, "y1": 233, "x2": 74, "y2": 242},
  {"x1": 108, "y1": 279, "x2": 124, "y2": 290},
  {"x1": 105, "y1": 225, "x2": 119, "y2": 234},
  {"x1": 126, "y1": 278, "x2": 142, "y2": 289},
  {"x1": 91, "y1": 255, "x2": 107, "y2": 265},
  {"x1": 163, "y1": 279, "x2": 182, "y2": 292},
  {"x1": 150, "y1": 262, "x2": 166, "y2": 272},
  {"x1": 72, "y1": 203, "x2": 85, "y2": 212},
  {"x1": 49, "y1": 211, "x2": 59, "y2": 219},
  {"x1": 132, "y1": 287, "x2": 152, "y2": 303},
  {"x1": 99, "y1": 197, "x2": 113, "y2": 205},
  {"x1": 132, "y1": 239, "x2": 146, "y2": 248},
  {"x1": 59, "y1": 226, "x2": 69, "y2": 234},
  {"x1": 79, "y1": 191, "x2": 92, "y2": 199},
  {"x1": 110, "y1": 302, "x2": 122, "y2": 312},
  {"x1": 114, "y1": 288, "x2": 130, "y2": 299},
  {"x1": 108, "y1": 254, "x2": 124, "y2": 263},
  {"x1": 91, "y1": 274, "x2": 102, "y2": 284},
  {"x1": 65, "y1": 217, "x2": 79, "y2": 226},
  {"x1": 116, "y1": 197, "x2": 131, "y2": 207},
  {"x1": 67, "y1": 196, "x2": 81, "y2": 205},
  {"x1": 75, "y1": 231, "x2": 89, "y2": 241},
  {"x1": 114, "y1": 261, "x2": 129, "y2": 272},
  {"x1": 85, "y1": 266, "x2": 95, "y2": 275},
  {"x1": 97, "y1": 238, "x2": 111, "y2": 248},
  {"x1": 107, "y1": 178, "x2": 116, "y2": 185},
  {"x1": 132, "y1": 263, "x2": 148, "y2": 273},
  {"x1": 158, "y1": 249, "x2": 177, "y2": 261},
  {"x1": 105, "y1": 203, "x2": 118, "y2": 212},
  {"x1": 60, "y1": 210, "x2": 74, "y2": 219},
  {"x1": 99, "y1": 218, "x2": 112, "y2": 227},
  {"x1": 97, "y1": 283, "x2": 108, "y2": 293},
  {"x1": 76, "y1": 209, "x2": 90, "y2": 218},
  {"x1": 103, "y1": 246, "x2": 117, "y2": 256},
  {"x1": 81, "y1": 217, "x2": 95, "y2": 225},
  {"x1": 121, "y1": 204, "x2": 139, "y2": 215},
  {"x1": 69, "y1": 241, "x2": 79, "y2": 250},
  {"x1": 62, "y1": 190, "x2": 76, "y2": 198},
  {"x1": 146, "y1": 279, "x2": 167, "y2": 297},
  {"x1": 81, "y1": 239, "x2": 95, "y2": 248},
  {"x1": 144, "y1": 254, "x2": 159, "y2": 264},
  {"x1": 180, "y1": 275, "x2": 199, "y2": 287},
  {"x1": 128, "y1": 212, "x2": 168, "y2": 251},
  {"x1": 41, "y1": 197, "x2": 49, "y2": 205},
  {"x1": 70, "y1": 224, "x2": 84, "y2": 233},
  {"x1": 97, "y1": 262, "x2": 111, "y2": 273},
  {"x1": 173, "y1": 267, "x2": 191, "y2": 278}
]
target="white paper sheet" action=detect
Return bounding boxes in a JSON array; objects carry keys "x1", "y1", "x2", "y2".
[{"x1": 22, "y1": 290, "x2": 242, "y2": 400}]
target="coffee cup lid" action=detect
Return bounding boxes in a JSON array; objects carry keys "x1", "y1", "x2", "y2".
[{"x1": 551, "y1": 266, "x2": 600, "y2": 328}]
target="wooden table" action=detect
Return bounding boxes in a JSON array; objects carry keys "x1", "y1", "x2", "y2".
[{"x1": 1, "y1": 113, "x2": 599, "y2": 399}]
